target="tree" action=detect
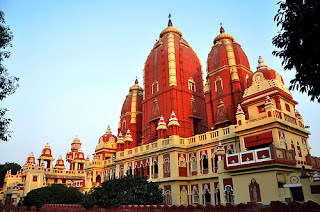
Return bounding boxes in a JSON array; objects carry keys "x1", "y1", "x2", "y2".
[
  {"x1": 82, "y1": 175, "x2": 163, "y2": 208},
  {"x1": 0, "y1": 162, "x2": 21, "y2": 187},
  {"x1": 22, "y1": 184, "x2": 84, "y2": 208},
  {"x1": 272, "y1": 0, "x2": 320, "y2": 102},
  {"x1": 0, "y1": 11, "x2": 19, "y2": 141}
]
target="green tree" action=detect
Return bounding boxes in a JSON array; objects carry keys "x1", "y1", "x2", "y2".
[
  {"x1": 82, "y1": 175, "x2": 163, "y2": 208},
  {"x1": 272, "y1": 0, "x2": 320, "y2": 102},
  {"x1": 0, "y1": 162, "x2": 21, "y2": 187},
  {"x1": 23, "y1": 184, "x2": 84, "y2": 208},
  {"x1": 0, "y1": 11, "x2": 19, "y2": 141}
]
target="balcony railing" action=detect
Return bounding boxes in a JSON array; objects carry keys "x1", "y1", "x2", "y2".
[
  {"x1": 246, "y1": 109, "x2": 304, "y2": 130},
  {"x1": 116, "y1": 125, "x2": 235, "y2": 159},
  {"x1": 225, "y1": 145, "x2": 296, "y2": 168}
]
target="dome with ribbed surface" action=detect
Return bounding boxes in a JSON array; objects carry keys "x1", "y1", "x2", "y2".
[{"x1": 207, "y1": 27, "x2": 250, "y2": 74}]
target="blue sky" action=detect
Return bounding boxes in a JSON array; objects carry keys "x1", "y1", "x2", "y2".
[{"x1": 1, "y1": 0, "x2": 319, "y2": 166}]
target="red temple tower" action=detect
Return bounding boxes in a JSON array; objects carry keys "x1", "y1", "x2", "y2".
[
  {"x1": 205, "y1": 27, "x2": 252, "y2": 129},
  {"x1": 142, "y1": 19, "x2": 207, "y2": 143},
  {"x1": 118, "y1": 79, "x2": 143, "y2": 149}
]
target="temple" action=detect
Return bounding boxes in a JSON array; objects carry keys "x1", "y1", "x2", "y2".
[{"x1": 1, "y1": 19, "x2": 320, "y2": 206}]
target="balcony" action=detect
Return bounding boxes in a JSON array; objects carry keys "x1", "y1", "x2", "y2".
[
  {"x1": 116, "y1": 125, "x2": 236, "y2": 160},
  {"x1": 225, "y1": 145, "x2": 296, "y2": 169},
  {"x1": 238, "y1": 109, "x2": 307, "y2": 133}
]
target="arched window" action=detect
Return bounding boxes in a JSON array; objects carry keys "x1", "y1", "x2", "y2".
[
  {"x1": 179, "y1": 156, "x2": 186, "y2": 167},
  {"x1": 135, "y1": 164, "x2": 139, "y2": 175},
  {"x1": 191, "y1": 156, "x2": 197, "y2": 172},
  {"x1": 152, "y1": 81, "x2": 159, "y2": 94},
  {"x1": 202, "y1": 155, "x2": 209, "y2": 170},
  {"x1": 203, "y1": 184, "x2": 211, "y2": 203},
  {"x1": 214, "y1": 183, "x2": 221, "y2": 204},
  {"x1": 214, "y1": 75, "x2": 223, "y2": 92},
  {"x1": 122, "y1": 120, "x2": 126, "y2": 133},
  {"x1": 96, "y1": 175, "x2": 101, "y2": 184},
  {"x1": 188, "y1": 78, "x2": 196, "y2": 92},
  {"x1": 146, "y1": 162, "x2": 150, "y2": 176},
  {"x1": 164, "y1": 190, "x2": 172, "y2": 205},
  {"x1": 154, "y1": 161, "x2": 158, "y2": 175},
  {"x1": 224, "y1": 185, "x2": 234, "y2": 203},
  {"x1": 214, "y1": 155, "x2": 218, "y2": 168},
  {"x1": 191, "y1": 186, "x2": 199, "y2": 204},
  {"x1": 140, "y1": 162, "x2": 144, "y2": 176},
  {"x1": 127, "y1": 165, "x2": 132, "y2": 175},
  {"x1": 180, "y1": 186, "x2": 188, "y2": 205},
  {"x1": 164, "y1": 158, "x2": 170, "y2": 173}
]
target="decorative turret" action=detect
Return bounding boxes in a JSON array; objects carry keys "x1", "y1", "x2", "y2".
[
  {"x1": 235, "y1": 104, "x2": 245, "y2": 126},
  {"x1": 71, "y1": 137, "x2": 82, "y2": 152},
  {"x1": 119, "y1": 79, "x2": 143, "y2": 148},
  {"x1": 26, "y1": 152, "x2": 36, "y2": 165},
  {"x1": 116, "y1": 132, "x2": 125, "y2": 151},
  {"x1": 38, "y1": 143, "x2": 55, "y2": 168},
  {"x1": 215, "y1": 141, "x2": 226, "y2": 161},
  {"x1": 206, "y1": 26, "x2": 252, "y2": 129},
  {"x1": 124, "y1": 129, "x2": 133, "y2": 149},
  {"x1": 54, "y1": 155, "x2": 66, "y2": 170},
  {"x1": 143, "y1": 16, "x2": 207, "y2": 143},
  {"x1": 72, "y1": 149, "x2": 85, "y2": 170},
  {"x1": 156, "y1": 116, "x2": 168, "y2": 139},
  {"x1": 257, "y1": 56, "x2": 268, "y2": 70},
  {"x1": 74, "y1": 149, "x2": 85, "y2": 161},
  {"x1": 265, "y1": 95, "x2": 273, "y2": 106},
  {"x1": 66, "y1": 137, "x2": 83, "y2": 170},
  {"x1": 168, "y1": 111, "x2": 180, "y2": 135},
  {"x1": 244, "y1": 57, "x2": 292, "y2": 102}
]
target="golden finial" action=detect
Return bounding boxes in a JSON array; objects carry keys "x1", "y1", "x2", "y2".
[
  {"x1": 220, "y1": 23, "x2": 225, "y2": 33},
  {"x1": 168, "y1": 13, "x2": 172, "y2": 26}
]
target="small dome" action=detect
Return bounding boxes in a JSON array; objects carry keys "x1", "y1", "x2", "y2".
[
  {"x1": 129, "y1": 79, "x2": 143, "y2": 92},
  {"x1": 98, "y1": 126, "x2": 117, "y2": 143},
  {"x1": 121, "y1": 80, "x2": 143, "y2": 116},
  {"x1": 95, "y1": 126, "x2": 117, "y2": 151},
  {"x1": 168, "y1": 111, "x2": 180, "y2": 127},
  {"x1": 54, "y1": 155, "x2": 66, "y2": 169},
  {"x1": 159, "y1": 19, "x2": 182, "y2": 38},
  {"x1": 117, "y1": 132, "x2": 124, "y2": 144},
  {"x1": 157, "y1": 115, "x2": 168, "y2": 130},
  {"x1": 73, "y1": 137, "x2": 81, "y2": 143},
  {"x1": 244, "y1": 57, "x2": 291, "y2": 99},
  {"x1": 39, "y1": 143, "x2": 53, "y2": 158},
  {"x1": 246, "y1": 57, "x2": 285, "y2": 87},
  {"x1": 207, "y1": 27, "x2": 250, "y2": 74},
  {"x1": 213, "y1": 26, "x2": 235, "y2": 44}
]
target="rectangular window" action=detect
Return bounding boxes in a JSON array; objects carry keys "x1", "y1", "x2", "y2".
[
  {"x1": 33, "y1": 176, "x2": 37, "y2": 182},
  {"x1": 188, "y1": 79, "x2": 196, "y2": 92},
  {"x1": 285, "y1": 103, "x2": 291, "y2": 112},
  {"x1": 152, "y1": 82, "x2": 158, "y2": 94},
  {"x1": 257, "y1": 105, "x2": 265, "y2": 113}
]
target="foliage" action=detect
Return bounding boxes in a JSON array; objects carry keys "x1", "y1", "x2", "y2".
[
  {"x1": 272, "y1": 0, "x2": 320, "y2": 102},
  {"x1": 23, "y1": 184, "x2": 84, "y2": 208},
  {"x1": 0, "y1": 162, "x2": 21, "y2": 187},
  {"x1": 82, "y1": 175, "x2": 163, "y2": 208},
  {"x1": 0, "y1": 11, "x2": 19, "y2": 141}
]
